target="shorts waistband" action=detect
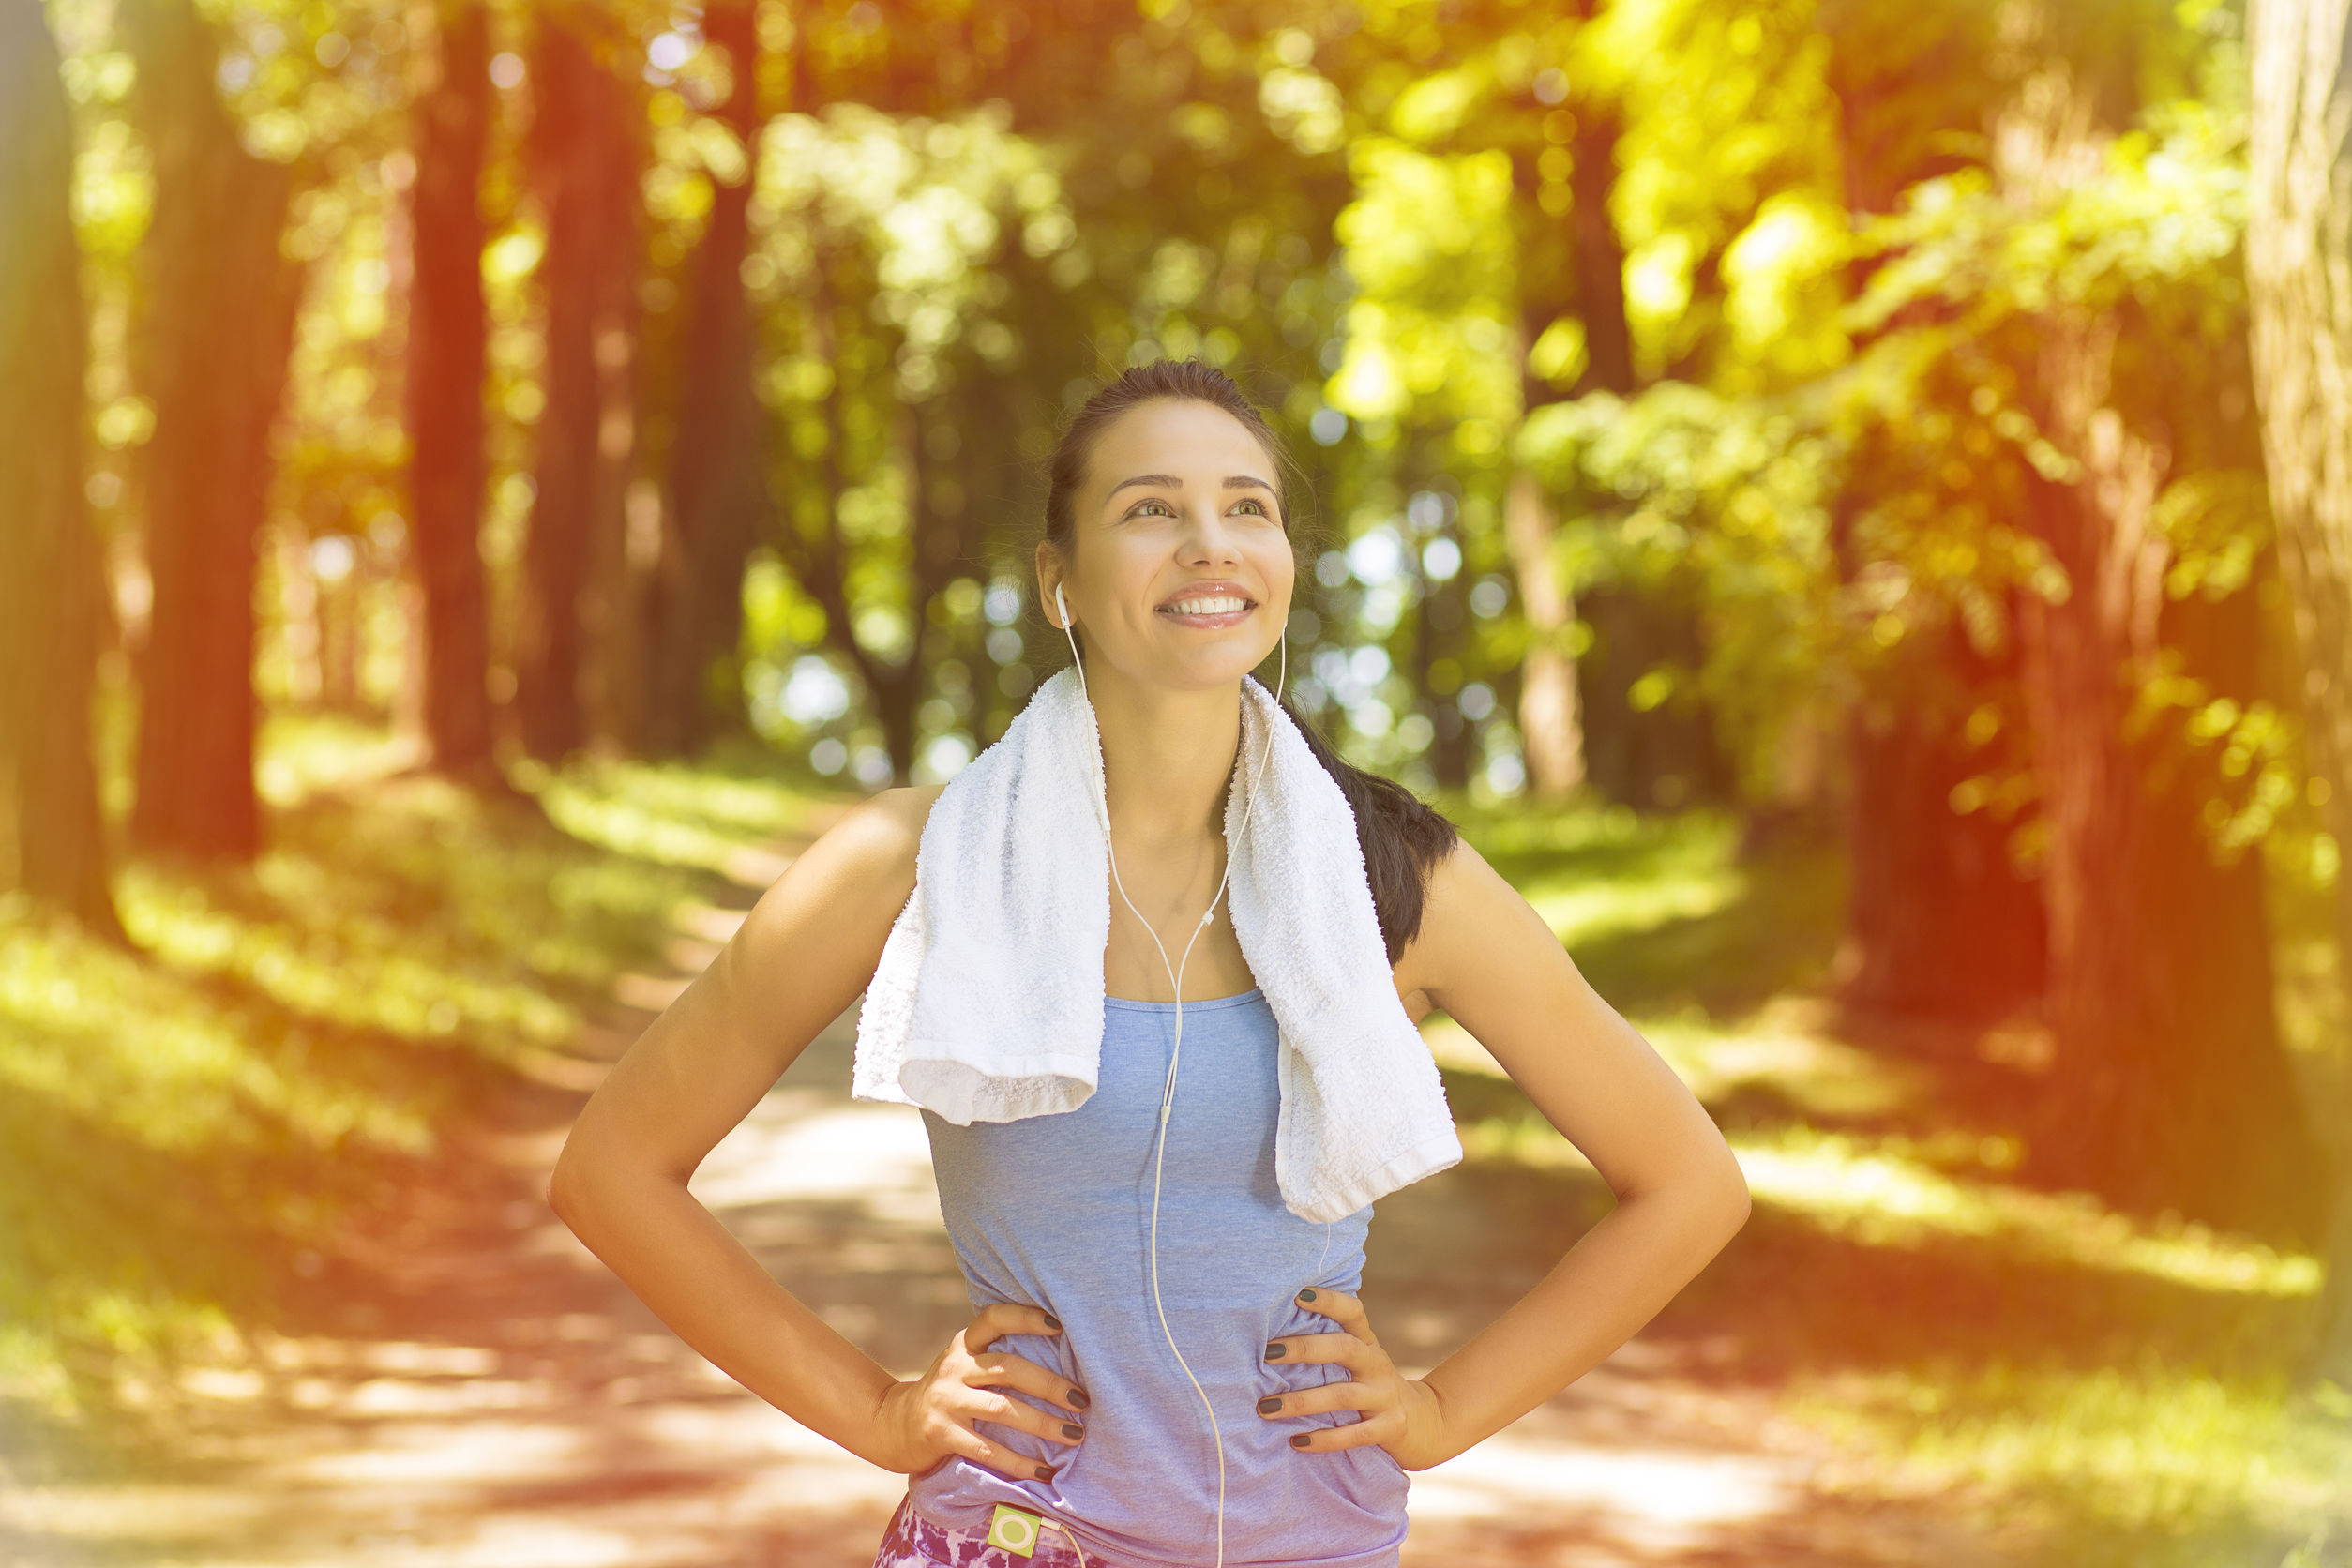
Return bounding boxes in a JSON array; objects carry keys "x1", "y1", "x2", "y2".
[{"x1": 882, "y1": 1491, "x2": 1109, "y2": 1568}]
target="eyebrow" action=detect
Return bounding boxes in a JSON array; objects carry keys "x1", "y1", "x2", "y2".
[{"x1": 1107, "y1": 474, "x2": 1276, "y2": 501}]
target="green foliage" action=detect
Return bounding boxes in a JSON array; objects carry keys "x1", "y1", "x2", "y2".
[
  {"x1": 1517, "y1": 380, "x2": 1846, "y2": 804},
  {"x1": 1328, "y1": 138, "x2": 1519, "y2": 445},
  {"x1": 0, "y1": 713, "x2": 810, "y2": 1426}
]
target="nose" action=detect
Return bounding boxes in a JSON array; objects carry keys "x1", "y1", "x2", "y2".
[{"x1": 1176, "y1": 505, "x2": 1245, "y2": 565}]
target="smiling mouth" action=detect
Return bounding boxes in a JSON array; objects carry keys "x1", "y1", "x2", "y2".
[{"x1": 1156, "y1": 599, "x2": 1256, "y2": 625}]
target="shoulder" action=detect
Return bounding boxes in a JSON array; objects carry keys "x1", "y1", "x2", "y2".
[
  {"x1": 866, "y1": 781, "x2": 950, "y2": 837},
  {"x1": 683, "y1": 783, "x2": 953, "y2": 1075},
  {"x1": 741, "y1": 783, "x2": 945, "y2": 925},
  {"x1": 1394, "y1": 831, "x2": 1541, "y2": 1017},
  {"x1": 826, "y1": 783, "x2": 947, "y2": 902}
]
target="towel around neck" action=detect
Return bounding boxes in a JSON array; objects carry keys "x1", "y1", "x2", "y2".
[{"x1": 851, "y1": 665, "x2": 1462, "y2": 1224}]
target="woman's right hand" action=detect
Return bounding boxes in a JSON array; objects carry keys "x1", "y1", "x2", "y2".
[{"x1": 870, "y1": 1303, "x2": 1091, "y2": 1480}]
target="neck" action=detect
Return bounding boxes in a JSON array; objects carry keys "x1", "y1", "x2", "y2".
[{"x1": 1077, "y1": 661, "x2": 1247, "y2": 848}]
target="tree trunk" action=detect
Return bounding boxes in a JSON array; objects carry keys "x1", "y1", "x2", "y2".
[
  {"x1": 318, "y1": 540, "x2": 366, "y2": 713},
  {"x1": 0, "y1": 0, "x2": 125, "y2": 939},
  {"x1": 1504, "y1": 462, "x2": 1584, "y2": 801},
  {"x1": 1398, "y1": 443, "x2": 1475, "y2": 793},
  {"x1": 580, "y1": 85, "x2": 649, "y2": 759},
  {"x1": 1501, "y1": 52, "x2": 1631, "y2": 804},
  {"x1": 1419, "y1": 514, "x2": 1478, "y2": 791},
  {"x1": 645, "y1": 0, "x2": 770, "y2": 760},
  {"x1": 2243, "y1": 0, "x2": 2352, "y2": 1383},
  {"x1": 1835, "y1": 597, "x2": 2045, "y2": 1022},
  {"x1": 1992, "y1": 0, "x2": 2321, "y2": 1236},
  {"x1": 517, "y1": 5, "x2": 637, "y2": 762},
  {"x1": 119, "y1": 0, "x2": 303, "y2": 865},
  {"x1": 1823, "y1": 8, "x2": 2045, "y2": 1022},
  {"x1": 403, "y1": 0, "x2": 500, "y2": 783}
]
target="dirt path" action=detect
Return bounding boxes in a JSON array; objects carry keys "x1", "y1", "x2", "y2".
[{"x1": 2, "y1": 837, "x2": 2027, "y2": 1568}]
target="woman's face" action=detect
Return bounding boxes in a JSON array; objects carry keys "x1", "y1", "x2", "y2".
[{"x1": 1043, "y1": 397, "x2": 1296, "y2": 692}]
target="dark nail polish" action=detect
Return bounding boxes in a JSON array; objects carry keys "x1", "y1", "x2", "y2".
[
  {"x1": 1297, "y1": 1288, "x2": 1316, "y2": 1302},
  {"x1": 1257, "y1": 1395, "x2": 1281, "y2": 1414},
  {"x1": 1036, "y1": 1463, "x2": 1056, "y2": 1479},
  {"x1": 1062, "y1": 1422, "x2": 1083, "y2": 1439},
  {"x1": 1068, "y1": 1387, "x2": 1091, "y2": 1409},
  {"x1": 1042, "y1": 1312, "x2": 1062, "y2": 1330},
  {"x1": 1290, "y1": 1433, "x2": 1311, "y2": 1448},
  {"x1": 1264, "y1": 1341, "x2": 1285, "y2": 1360}
]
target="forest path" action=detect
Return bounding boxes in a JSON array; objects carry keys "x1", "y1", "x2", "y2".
[{"x1": 6, "y1": 824, "x2": 2025, "y2": 1568}]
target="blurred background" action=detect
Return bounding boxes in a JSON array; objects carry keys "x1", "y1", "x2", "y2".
[{"x1": 3, "y1": 0, "x2": 2350, "y2": 1562}]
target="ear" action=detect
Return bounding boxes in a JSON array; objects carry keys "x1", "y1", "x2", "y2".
[{"x1": 1034, "y1": 547, "x2": 1066, "y2": 629}]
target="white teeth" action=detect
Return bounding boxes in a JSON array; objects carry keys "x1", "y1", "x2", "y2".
[{"x1": 1160, "y1": 596, "x2": 1249, "y2": 615}]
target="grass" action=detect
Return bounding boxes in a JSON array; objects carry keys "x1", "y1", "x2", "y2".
[{"x1": 0, "y1": 709, "x2": 840, "y2": 1434}]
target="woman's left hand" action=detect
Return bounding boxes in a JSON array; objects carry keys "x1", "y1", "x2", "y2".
[{"x1": 1259, "y1": 1287, "x2": 1452, "y2": 1471}]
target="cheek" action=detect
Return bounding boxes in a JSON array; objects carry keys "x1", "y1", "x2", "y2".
[{"x1": 1260, "y1": 550, "x2": 1299, "y2": 604}]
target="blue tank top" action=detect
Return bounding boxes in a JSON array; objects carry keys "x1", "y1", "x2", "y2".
[{"x1": 904, "y1": 986, "x2": 1410, "y2": 1568}]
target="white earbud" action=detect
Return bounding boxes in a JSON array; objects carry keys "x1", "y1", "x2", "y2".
[{"x1": 1053, "y1": 577, "x2": 1287, "y2": 1568}]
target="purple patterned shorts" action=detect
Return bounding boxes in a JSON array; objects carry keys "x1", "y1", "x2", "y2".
[{"x1": 871, "y1": 1491, "x2": 1105, "y2": 1568}]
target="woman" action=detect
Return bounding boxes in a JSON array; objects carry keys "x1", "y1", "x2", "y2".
[{"x1": 549, "y1": 359, "x2": 1752, "y2": 1568}]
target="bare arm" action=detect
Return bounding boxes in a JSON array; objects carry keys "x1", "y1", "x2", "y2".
[
  {"x1": 1405, "y1": 836, "x2": 1752, "y2": 1463},
  {"x1": 547, "y1": 787, "x2": 928, "y2": 1470}
]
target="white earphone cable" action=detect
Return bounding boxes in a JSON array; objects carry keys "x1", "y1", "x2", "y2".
[{"x1": 1054, "y1": 580, "x2": 1285, "y2": 1568}]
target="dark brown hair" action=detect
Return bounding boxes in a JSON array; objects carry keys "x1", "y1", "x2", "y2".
[{"x1": 1033, "y1": 357, "x2": 1460, "y2": 967}]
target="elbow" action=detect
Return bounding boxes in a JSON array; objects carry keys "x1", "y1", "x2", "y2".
[
  {"x1": 548, "y1": 1143, "x2": 683, "y2": 1227},
  {"x1": 546, "y1": 1149, "x2": 594, "y2": 1227},
  {"x1": 1666, "y1": 1154, "x2": 1749, "y2": 1239},
  {"x1": 1716, "y1": 1168, "x2": 1754, "y2": 1236}
]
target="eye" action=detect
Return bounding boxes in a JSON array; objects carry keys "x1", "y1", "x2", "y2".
[{"x1": 1125, "y1": 496, "x2": 1277, "y2": 520}]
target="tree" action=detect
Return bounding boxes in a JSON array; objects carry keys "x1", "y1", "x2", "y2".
[
  {"x1": 1822, "y1": 0, "x2": 2045, "y2": 1021},
  {"x1": 403, "y1": 0, "x2": 503, "y2": 785},
  {"x1": 518, "y1": 0, "x2": 646, "y2": 762},
  {"x1": 1986, "y1": 0, "x2": 2318, "y2": 1231},
  {"x1": 643, "y1": 0, "x2": 774, "y2": 760},
  {"x1": 120, "y1": 0, "x2": 303, "y2": 864},
  {"x1": 0, "y1": 0, "x2": 124, "y2": 940},
  {"x1": 2244, "y1": 0, "x2": 2352, "y2": 1385}
]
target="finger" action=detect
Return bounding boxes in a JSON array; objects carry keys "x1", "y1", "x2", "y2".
[
  {"x1": 1292, "y1": 1287, "x2": 1379, "y2": 1345},
  {"x1": 971, "y1": 1301, "x2": 1063, "y2": 1349},
  {"x1": 1264, "y1": 1330, "x2": 1361, "y2": 1366},
  {"x1": 1283, "y1": 1411, "x2": 1399, "y2": 1453},
  {"x1": 970, "y1": 1350, "x2": 1092, "y2": 1417},
  {"x1": 1253, "y1": 1381, "x2": 1378, "y2": 1421},
  {"x1": 947, "y1": 1416, "x2": 1068, "y2": 1484},
  {"x1": 959, "y1": 1378, "x2": 1091, "y2": 1447}
]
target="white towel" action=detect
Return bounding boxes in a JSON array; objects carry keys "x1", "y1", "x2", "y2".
[{"x1": 852, "y1": 665, "x2": 1463, "y2": 1225}]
